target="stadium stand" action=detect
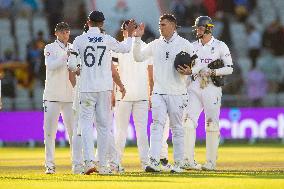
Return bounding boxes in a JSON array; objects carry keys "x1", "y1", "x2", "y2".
[{"x1": 0, "y1": 0, "x2": 284, "y2": 110}]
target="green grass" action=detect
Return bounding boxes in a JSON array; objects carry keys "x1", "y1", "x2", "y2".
[{"x1": 0, "y1": 144, "x2": 284, "y2": 189}]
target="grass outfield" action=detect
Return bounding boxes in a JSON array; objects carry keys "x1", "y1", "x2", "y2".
[{"x1": 0, "y1": 144, "x2": 284, "y2": 189}]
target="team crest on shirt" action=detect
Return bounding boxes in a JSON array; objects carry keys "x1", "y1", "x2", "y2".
[
  {"x1": 45, "y1": 52, "x2": 50, "y2": 56},
  {"x1": 166, "y1": 52, "x2": 169, "y2": 59}
]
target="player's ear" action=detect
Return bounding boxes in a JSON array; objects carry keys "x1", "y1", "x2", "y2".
[{"x1": 87, "y1": 20, "x2": 92, "y2": 27}]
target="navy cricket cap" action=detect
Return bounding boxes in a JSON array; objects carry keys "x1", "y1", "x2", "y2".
[{"x1": 89, "y1": 11, "x2": 105, "y2": 22}]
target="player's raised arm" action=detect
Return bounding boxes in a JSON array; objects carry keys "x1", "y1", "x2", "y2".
[
  {"x1": 108, "y1": 19, "x2": 136, "y2": 53},
  {"x1": 133, "y1": 23, "x2": 153, "y2": 62}
]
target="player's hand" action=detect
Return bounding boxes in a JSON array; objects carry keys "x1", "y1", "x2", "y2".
[
  {"x1": 200, "y1": 68, "x2": 211, "y2": 77},
  {"x1": 126, "y1": 19, "x2": 137, "y2": 37},
  {"x1": 177, "y1": 64, "x2": 192, "y2": 75},
  {"x1": 134, "y1": 23, "x2": 145, "y2": 37},
  {"x1": 119, "y1": 86, "x2": 126, "y2": 99}
]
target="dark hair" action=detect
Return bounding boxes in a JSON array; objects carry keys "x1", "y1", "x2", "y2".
[
  {"x1": 55, "y1": 22, "x2": 70, "y2": 32},
  {"x1": 88, "y1": 11, "x2": 105, "y2": 22},
  {"x1": 160, "y1": 14, "x2": 177, "y2": 25}
]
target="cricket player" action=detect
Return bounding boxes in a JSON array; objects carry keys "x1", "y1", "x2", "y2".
[
  {"x1": 179, "y1": 16, "x2": 233, "y2": 171},
  {"x1": 69, "y1": 23, "x2": 127, "y2": 174},
  {"x1": 93, "y1": 73, "x2": 126, "y2": 174},
  {"x1": 69, "y1": 63, "x2": 126, "y2": 174},
  {"x1": 112, "y1": 20, "x2": 152, "y2": 171},
  {"x1": 133, "y1": 14, "x2": 198, "y2": 173},
  {"x1": 43, "y1": 22, "x2": 81, "y2": 174},
  {"x1": 68, "y1": 23, "x2": 90, "y2": 175},
  {"x1": 67, "y1": 11, "x2": 136, "y2": 175}
]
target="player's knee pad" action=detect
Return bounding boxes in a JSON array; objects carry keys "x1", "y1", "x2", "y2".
[
  {"x1": 205, "y1": 120, "x2": 219, "y2": 132},
  {"x1": 184, "y1": 118, "x2": 197, "y2": 130}
]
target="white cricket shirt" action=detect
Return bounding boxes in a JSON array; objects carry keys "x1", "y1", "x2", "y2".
[
  {"x1": 113, "y1": 38, "x2": 151, "y2": 101},
  {"x1": 133, "y1": 32, "x2": 196, "y2": 95},
  {"x1": 190, "y1": 36, "x2": 233, "y2": 87},
  {"x1": 72, "y1": 27, "x2": 132, "y2": 93},
  {"x1": 43, "y1": 40, "x2": 74, "y2": 102}
]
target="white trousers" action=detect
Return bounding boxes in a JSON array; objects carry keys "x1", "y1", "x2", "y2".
[
  {"x1": 149, "y1": 94, "x2": 185, "y2": 162},
  {"x1": 72, "y1": 110, "x2": 84, "y2": 166},
  {"x1": 43, "y1": 101, "x2": 80, "y2": 167},
  {"x1": 77, "y1": 111, "x2": 118, "y2": 165},
  {"x1": 160, "y1": 117, "x2": 170, "y2": 159},
  {"x1": 185, "y1": 83, "x2": 222, "y2": 165},
  {"x1": 94, "y1": 120, "x2": 119, "y2": 164},
  {"x1": 114, "y1": 100, "x2": 149, "y2": 166},
  {"x1": 186, "y1": 84, "x2": 222, "y2": 126},
  {"x1": 79, "y1": 91, "x2": 112, "y2": 167}
]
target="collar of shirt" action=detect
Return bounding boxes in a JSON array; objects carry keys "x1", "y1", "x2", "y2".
[
  {"x1": 56, "y1": 39, "x2": 69, "y2": 50},
  {"x1": 198, "y1": 36, "x2": 215, "y2": 47},
  {"x1": 161, "y1": 32, "x2": 178, "y2": 43},
  {"x1": 88, "y1": 27, "x2": 101, "y2": 34}
]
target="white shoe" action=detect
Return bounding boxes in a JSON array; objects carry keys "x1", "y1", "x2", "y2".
[
  {"x1": 201, "y1": 161, "x2": 216, "y2": 171},
  {"x1": 99, "y1": 166, "x2": 113, "y2": 175},
  {"x1": 109, "y1": 162, "x2": 125, "y2": 173},
  {"x1": 45, "y1": 166, "x2": 55, "y2": 174},
  {"x1": 145, "y1": 157, "x2": 160, "y2": 172},
  {"x1": 84, "y1": 161, "x2": 98, "y2": 175},
  {"x1": 72, "y1": 164, "x2": 84, "y2": 174},
  {"x1": 182, "y1": 159, "x2": 202, "y2": 170},
  {"x1": 160, "y1": 158, "x2": 173, "y2": 172},
  {"x1": 170, "y1": 162, "x2": 184, "y2": 173}
]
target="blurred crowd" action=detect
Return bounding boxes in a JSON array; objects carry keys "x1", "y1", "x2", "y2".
[
  {"x1": 0, "y1": 0, "x2": 284, "y2": 110},
  {"x1": 169, "y1": 0, "x2": 284, "y2": 107}
]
